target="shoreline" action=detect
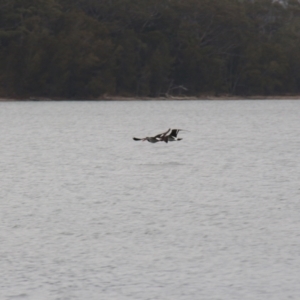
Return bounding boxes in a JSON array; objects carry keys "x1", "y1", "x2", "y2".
[{"x1": 1, "y1": 95, "x2": 300, "y2": 101}]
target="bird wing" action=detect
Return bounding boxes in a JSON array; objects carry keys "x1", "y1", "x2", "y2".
[
  {"x1": 170, "y1": 129, "x2": 180, "y2": 138},
  {"x1": 133, "y1": 137, "x2": 144, "y2": 141},
  {"x1": 170, "y1": 129, "x2": 189, "y2": 137},
  {"x1": 154, "y1": 128, "x2": 171, "y2": 138}
]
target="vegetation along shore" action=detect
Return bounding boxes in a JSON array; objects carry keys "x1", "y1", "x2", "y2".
[{"x1": 0, "y1": 0, "x2": 300, "y2": 100}]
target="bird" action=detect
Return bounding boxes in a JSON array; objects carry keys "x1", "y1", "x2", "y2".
[
  {"x1": 166, "y1": 129, "x2": 185, "y2": 142},
  {"x1": 133, "y1": 128, "x2": 171, "y2": 143},
  {"x1": 133, "y1": 128, "x2": 188, "y2": 143}
]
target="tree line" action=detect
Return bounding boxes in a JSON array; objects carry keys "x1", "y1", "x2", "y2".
[{"x1": 0, "y1": 0, "x2": 300, "y2": 99}]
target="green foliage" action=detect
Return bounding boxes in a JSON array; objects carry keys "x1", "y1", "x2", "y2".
[{"x1": 0, "y1": 0, "x2": 300, "y2": 98}]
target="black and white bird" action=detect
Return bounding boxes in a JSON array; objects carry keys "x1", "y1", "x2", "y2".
[
  {"x1": 133, "y1": 128, "x2": 187, "y2": 143},
  {"x1": 133, "y1": 128, "x2": 171, "y2": 143},
  {"x1": 166, "y1": 129, "x2": 185, "y2": 142}
]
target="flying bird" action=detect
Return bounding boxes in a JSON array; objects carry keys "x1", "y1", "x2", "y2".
[
  {"x1": 166, "y1": 129, "x2": 186, "y2": 142},
  {"x1": 133, "y1": 128, "x2": 171, "y2": 143},
  {"x1": 133, "y1": 128, "x2": 187, "y2": 143}
]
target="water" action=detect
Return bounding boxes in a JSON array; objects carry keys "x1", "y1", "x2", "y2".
[{"x1": 0, "y1": 100, "x2": 300, "y2": 300}]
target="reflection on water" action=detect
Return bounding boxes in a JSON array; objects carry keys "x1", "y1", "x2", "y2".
[{"x1": 1, "y1": 100, "x2": 300, "y2": 300}]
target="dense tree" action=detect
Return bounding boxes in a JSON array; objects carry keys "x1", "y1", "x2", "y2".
[{"x1": 0, "y1": 0, "x2": 300, "y2": 98}]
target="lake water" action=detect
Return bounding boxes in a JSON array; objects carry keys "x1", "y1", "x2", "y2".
[{"x1": 0, "y1": 100, "x2": 300, "y2": 300}]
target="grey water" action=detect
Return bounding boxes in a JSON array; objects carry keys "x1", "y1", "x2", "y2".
[{"x1": 0, "y1": 100, "x2": 300, "y2": 300}]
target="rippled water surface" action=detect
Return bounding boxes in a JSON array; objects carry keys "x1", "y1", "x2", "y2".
[{"x1": 1, "y1": 100, "x2": 300, "y2": 300}]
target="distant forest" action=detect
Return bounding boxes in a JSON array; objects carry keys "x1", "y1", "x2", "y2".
[{"x1": 1, "y1": 0, "x2": 300, "y2": 99}]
